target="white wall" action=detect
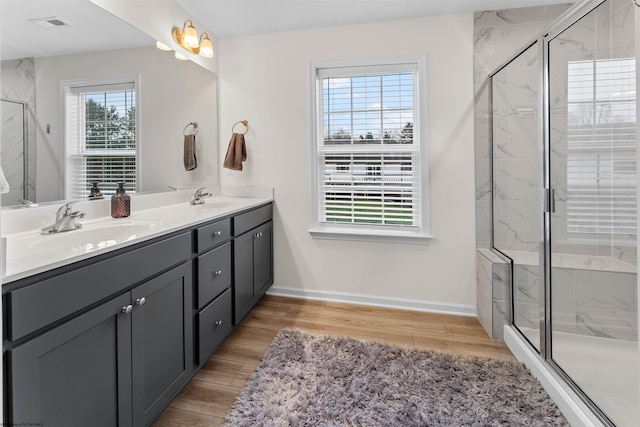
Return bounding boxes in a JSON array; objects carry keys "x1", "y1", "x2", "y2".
[
  {"x1": 35, "y1": 46, "x2": 218, "y2": 202},
  {"x1": 218, "y1": 14, "x2": 477, "y2": 312}
]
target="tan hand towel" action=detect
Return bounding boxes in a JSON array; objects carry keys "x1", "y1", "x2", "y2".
[
  {"x1": 184, "y1": 134, "x2": 197, "y2": 171},
  {"x1": 223, "y1": 132, "x2": 247, "y2": 171}
]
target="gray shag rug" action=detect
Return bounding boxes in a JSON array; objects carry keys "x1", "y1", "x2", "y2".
[{"x1": 224, "y1": 328, "x2": 568, "y2": 426}]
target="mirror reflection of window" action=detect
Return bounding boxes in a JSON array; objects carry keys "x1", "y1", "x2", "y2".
[
  {"x1": 64, "y1": 80, "x2": 138, "y2": 199},
  {"x1": 566, "y1": 58, "x2": 637, "y2": 236}
]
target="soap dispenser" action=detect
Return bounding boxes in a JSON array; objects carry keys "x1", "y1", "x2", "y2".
[{"x1": 111, "y1": 182, "x2": 131, "y2": 218}]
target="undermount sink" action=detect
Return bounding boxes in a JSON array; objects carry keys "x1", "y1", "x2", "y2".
[
  {"x1": 29, "y1": 219, "x2": 158, "y2": 251},
  {"x1": 7, "y1": 219, "x2": 159, "y2": 262}
]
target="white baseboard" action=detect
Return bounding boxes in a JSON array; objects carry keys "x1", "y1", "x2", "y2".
[
  {"x1": 503, "y1": 326, "x2": 604, "y2": 427},
  {"x1": 266, "y1": 286, "x2": 477, "y2": 317}
]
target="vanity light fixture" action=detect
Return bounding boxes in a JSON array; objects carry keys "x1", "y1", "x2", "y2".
[{"x1": 171, "y1": 19, "x2": 215, "y2": 58}]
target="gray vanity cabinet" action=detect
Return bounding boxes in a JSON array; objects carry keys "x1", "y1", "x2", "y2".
[
  {"x1": 233, "y1": 219, "x2": 273, "y2": 324},
  {"x1": 4, "y1": 202, "x2": 274, "y2": 427}
]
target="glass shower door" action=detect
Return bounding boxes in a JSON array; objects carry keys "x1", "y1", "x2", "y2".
[
  {"x1": 492, "y1": 42, "x2": 542, "y2": 351},
  {"x1": 547, "y1": 0, "x2": 638, "y2": 424}
]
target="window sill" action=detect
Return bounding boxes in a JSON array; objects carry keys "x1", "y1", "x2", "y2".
[{"x1": 309, "y1": 227, "x2": 433, "y2": 245}]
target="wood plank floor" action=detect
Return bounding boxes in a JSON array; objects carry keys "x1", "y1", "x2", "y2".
[{"x1": 152, "y1": 295, "x2": 515, "y2": 427}]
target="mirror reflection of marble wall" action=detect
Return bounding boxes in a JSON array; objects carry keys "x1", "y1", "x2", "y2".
[{"x1": 1, "y1": 58, "x2": 37, "y2": 206}]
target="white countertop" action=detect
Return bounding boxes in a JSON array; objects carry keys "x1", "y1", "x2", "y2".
[{"x1": 2, "y1": 187, "x2": 273, "y2": 284}]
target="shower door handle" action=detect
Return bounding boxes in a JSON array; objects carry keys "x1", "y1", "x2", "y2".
[{"x1": 544, "y1": 188, "x2": 556, "y2": 213}]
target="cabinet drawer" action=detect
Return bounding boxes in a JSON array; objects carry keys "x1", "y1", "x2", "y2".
[
  {"x1": 196, "y1": 243, "x2": 231, "y2": 309},
  {"x1": 197, "y1": 289, "x2": 232, "y2": 364},
  {"x1": 234, "y1": 204, "x2": 272, "y2": 236},
  {"x1": 195, "y1": 218, "x2": 231, "y2": 253}
]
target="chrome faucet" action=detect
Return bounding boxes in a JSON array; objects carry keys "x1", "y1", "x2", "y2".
[
  {"x1": 190, "y1": 187, "x2": 212, "y2": 205},
  {"x1": 41, "y1": 202, "x2": 86, "y2": 235}
]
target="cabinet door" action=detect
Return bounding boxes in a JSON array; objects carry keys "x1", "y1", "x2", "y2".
[
  {"x1": 233, "y1": 230, "x2": 254, "y2": 324},
  {"x1": 131, "y1": 263, "x2": 193, "y2": 427},
  {"x1": 9, "y1": 293, "x2": 132, "y2": 427},
  {"x1": 253, "y1": 220, "x2": 273, "y2": 295}
]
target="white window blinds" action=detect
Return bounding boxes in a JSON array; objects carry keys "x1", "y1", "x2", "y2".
[
  {"x1": 314, "y1": 62, "x2": 425, "y2": 236},
  {"x1": 65, "y1": 81, "x2": 137, "y2": 199},
  {"x1": 566, "y1": 58, "x2": 636, "y2": 235}
]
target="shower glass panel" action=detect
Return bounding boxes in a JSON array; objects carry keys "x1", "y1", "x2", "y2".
[
  {"x1": 548, "y1": 0, "x2": 638, "y2": 425},
  {"x1": 0, "y1": 99, "x2": 28, "y2": 206},
  {"x1": 492, "y1": 43, "x2": 541, "y2": 351}
]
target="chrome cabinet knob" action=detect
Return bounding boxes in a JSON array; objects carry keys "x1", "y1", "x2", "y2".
[
  {"x1": 122, "y1": 305, "x2": 133, "y2": 314},
  {"x1": 135, "y1": 297, "x2": 146, "y2": 306},
  {"x1": 215, "y1": 320, "x2": 223, "y2": 326},
  {"x1": 213, "y1": 231, "x2": 222, "y2": 237},
  {"x1": 214, "y1": 270, "x2": 223, "y2": 276}
]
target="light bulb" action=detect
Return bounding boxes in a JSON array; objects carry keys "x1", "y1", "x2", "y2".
[
  {"x1": 156, "y1": 41, "x2": 171, "y2": 51},
  {"x1": 183, "y1": 24, "x2": 199, "y2": 48},
  {"x1": 199, "y1": 34, "x2": 213, "y2": 58}
]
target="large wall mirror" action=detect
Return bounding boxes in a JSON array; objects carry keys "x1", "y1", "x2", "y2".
[{"x1": 1, "y1": 0, "x2": 218, "y2": 207}]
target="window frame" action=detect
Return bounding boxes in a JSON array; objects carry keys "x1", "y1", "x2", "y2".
[
  {"x1": 61, "y1": 76, "x2": 141, "y2": 200},
  {"x1": 309, "y1": 55, "x2": 431, "y2": 244}
]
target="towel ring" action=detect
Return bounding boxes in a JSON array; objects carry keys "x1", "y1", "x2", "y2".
[
  {"x1": 184, "y1": 122, "x2": 199, "y2": 136},
  {"x1": 232, "y1": 120, "x2": 249, "y2": 134}
]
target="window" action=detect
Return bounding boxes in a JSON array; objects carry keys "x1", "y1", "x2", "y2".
[
  {"x1": 566, "y1": 58, "x2": 636, "y2": 235},
  {"x1": 64, "y1": 79, "x2": 138, "y2": 199},
  {"x1": 310, "y1": 57, "x2": 430, "y2": 243}
]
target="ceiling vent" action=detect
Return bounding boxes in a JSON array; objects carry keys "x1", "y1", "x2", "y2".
[{"x1": 28, "y1": 17, "x2": 71, "y2": 28}]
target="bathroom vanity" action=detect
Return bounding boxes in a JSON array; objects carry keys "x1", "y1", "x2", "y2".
[{"x1": 1, "y1": 192, "x2": 273, "y2": 426}]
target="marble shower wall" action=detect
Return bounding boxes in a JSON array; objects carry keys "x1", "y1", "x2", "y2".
[
  {"x1": 514, "y1": 264, "x2": 637, "y2": 341},
  {"x1": 552, "y1": 265, "x2": 637, "y2": 340},
  {"x1": 1, "y1": 58, "x2": 36, "y2": 206},
  {"x1": 492, "y1": 43, "x2": 540, "y2": 253}
]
